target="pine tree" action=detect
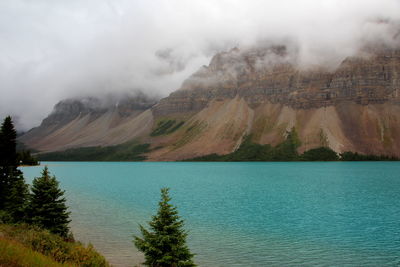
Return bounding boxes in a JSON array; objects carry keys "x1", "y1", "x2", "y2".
[
  {"x1": 0, "y1": 116, "x2": 18, "y2": 167},
  {"x1": 28, "y1": 166, "x2": 71, "y2": 237},
  {"x1": 2, "y1": 170, "x2": 29, "y2": 222},
  {"x1": 0, "y1": 116, "x2": 28, "y2": 222},
  {"x1": 134, "y1": 188, "x2": 196, "y2": 267}
]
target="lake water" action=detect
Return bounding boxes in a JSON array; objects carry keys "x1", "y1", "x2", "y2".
[{"x1": 22, "y1": 162, "x2": 400, "y2": 267}]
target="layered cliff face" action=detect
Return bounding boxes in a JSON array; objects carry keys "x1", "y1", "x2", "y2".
[
  {"x1": 19, "y1": 93, "x2": 157, "y2": 152},
  {"x1": 148, "y1": 45, "x2": 400, "y2": 159},
  {"x1": 153, "y1": 46, "x2": 400, "y2": 115},
  {"x1": 20, "y1": 43, "x2": 400, "y2": 159}
]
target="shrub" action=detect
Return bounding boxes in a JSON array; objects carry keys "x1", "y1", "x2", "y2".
[
  {"x1": 0, "y1": 237, "x2": 70, "y2": 267},
  {"x1": 0, "y1": 224, "x2": 109, "y2": 267}
]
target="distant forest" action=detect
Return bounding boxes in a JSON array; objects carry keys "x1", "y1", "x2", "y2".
[
  {"x1": 35, "y1": 128, "x2": 399, "y2": 162},
  {"x1": 185, "y1": 129, "x2": 399, "y2": 162},
  {"x1": 37, "y1": 142, "x2": 151, "y2": 161}
]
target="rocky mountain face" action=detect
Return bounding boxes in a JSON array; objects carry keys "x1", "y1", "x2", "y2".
[
  {"x1": 19, "y1": 93, "x2": 158, "y2": 152},
  {"x1": 154, "y1": 46, "x2": 400, "y2": 115},
  {"x1": 149, "y1": 45, "x2": 400, "y2": 160},
  {"x1": 20, "y1": 44, "x2": 400, "y2": 160}
]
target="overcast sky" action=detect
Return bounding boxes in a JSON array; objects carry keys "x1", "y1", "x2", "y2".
[{"x1": 1, "y1": 0, "x2": 399, "y2": 130}]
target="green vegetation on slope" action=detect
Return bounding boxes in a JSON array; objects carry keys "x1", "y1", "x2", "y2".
[
  {"x1": 150, "y1": 119, "x2": 184, "y2": 136},
  {"x1": 186, "y1": 128, "x2": 304, "y2": 161},
  {"x1": 0, "y1": 224, "x2": 109, "y2": 267},
  {"x1": 0, "y1": 237, "x2": 70, "y2": 267},
  {"x1": 301, "y1": 147, "x2": 339, "y2": 161},
  {"x1": 185, "y1": 128, "x2": 398, "y2": 162},
  {"x1": 37, "y1": 141, "x2": 151, "y2": 161}
]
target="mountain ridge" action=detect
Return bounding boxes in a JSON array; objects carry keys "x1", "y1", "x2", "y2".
[{"x1": 19, "y1": 44, "x2": 400, "y2": 160}]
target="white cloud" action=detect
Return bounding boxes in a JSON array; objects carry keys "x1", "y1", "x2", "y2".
[{"x1": 0, "y1": 0, "x2": 399, "y2": 129}]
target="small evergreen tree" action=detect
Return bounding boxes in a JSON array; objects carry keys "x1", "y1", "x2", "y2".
[
  {"x1": 28, "y1": 166, "x2": 70, "y2": 238},
  {"x1": 134, "y1": 188, "x2": 196, "y2": 267},
  {"x1": 2, "y1": 169, "x2": 29, "y2": 222}
]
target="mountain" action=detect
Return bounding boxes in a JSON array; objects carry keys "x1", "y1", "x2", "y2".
[
  {"x1": 19, "y1": 93, "x2": 157, "y2": 152},
  {"x1": 20, "y1": 45, "x2": 400, "y2": 160}
]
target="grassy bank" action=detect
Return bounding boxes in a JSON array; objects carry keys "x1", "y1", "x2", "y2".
[
  {"x1": 0, "y1": 238, "x2": 70, "y2": 267},
  {"x1": 0, "y1": 224, "x2": 109, "y2": 267}
]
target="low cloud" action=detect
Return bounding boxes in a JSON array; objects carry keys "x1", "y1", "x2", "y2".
[{"x1": 1, "y1": 0, "x2": 399, "y2": 130}]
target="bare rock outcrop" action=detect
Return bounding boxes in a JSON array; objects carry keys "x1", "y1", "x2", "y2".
[
  {"x1": 153, "y1": 47, "x2": 400, "y2": 116},
  {"x1": 19, "y1": 93, "x2": 158, "y2": 151}
]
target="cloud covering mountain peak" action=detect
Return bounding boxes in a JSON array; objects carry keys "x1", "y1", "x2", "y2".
[{"x1": 1, "y1": 0, "x2": 399, "y2": 129}]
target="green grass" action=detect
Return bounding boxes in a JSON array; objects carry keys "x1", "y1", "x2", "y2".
[
  {"x1": 37, "y1": 141, "x2": 151, "y2": 161},
  {"x1": 0, "y1": 238, "x2": 71, "y2": 267},
  {"x1": 0, "y1": 224, "x2": 109, "y2": 267}
]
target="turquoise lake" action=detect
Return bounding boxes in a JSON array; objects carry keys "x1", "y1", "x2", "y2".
[{"x1": 22, "y1": 162, "x2": 400, "y2": 267}]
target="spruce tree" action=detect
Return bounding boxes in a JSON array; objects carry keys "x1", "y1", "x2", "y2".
[
  {"x1": 0, "y1": 116, "x2": 28, "y2": 222},
  {"x1": 134, "y1": 188, "x2": 196, "y2": 267},
  {"x1": 0, "y1": 116, "x2": 18, "y2": 167},
  {"x1": 0, "y1": 116, "x2": 17, "y2": 210},
  {"x1": 2, "y1": 170, "x2": 29, "y2": 222},
  {"x1": 28, "y1": 166, "x2": 71, "y2": 237}
]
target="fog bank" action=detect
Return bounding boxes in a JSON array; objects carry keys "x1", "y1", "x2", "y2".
[{"x1": 1, "y1": 0, "x2": 399, "y2": 130}]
